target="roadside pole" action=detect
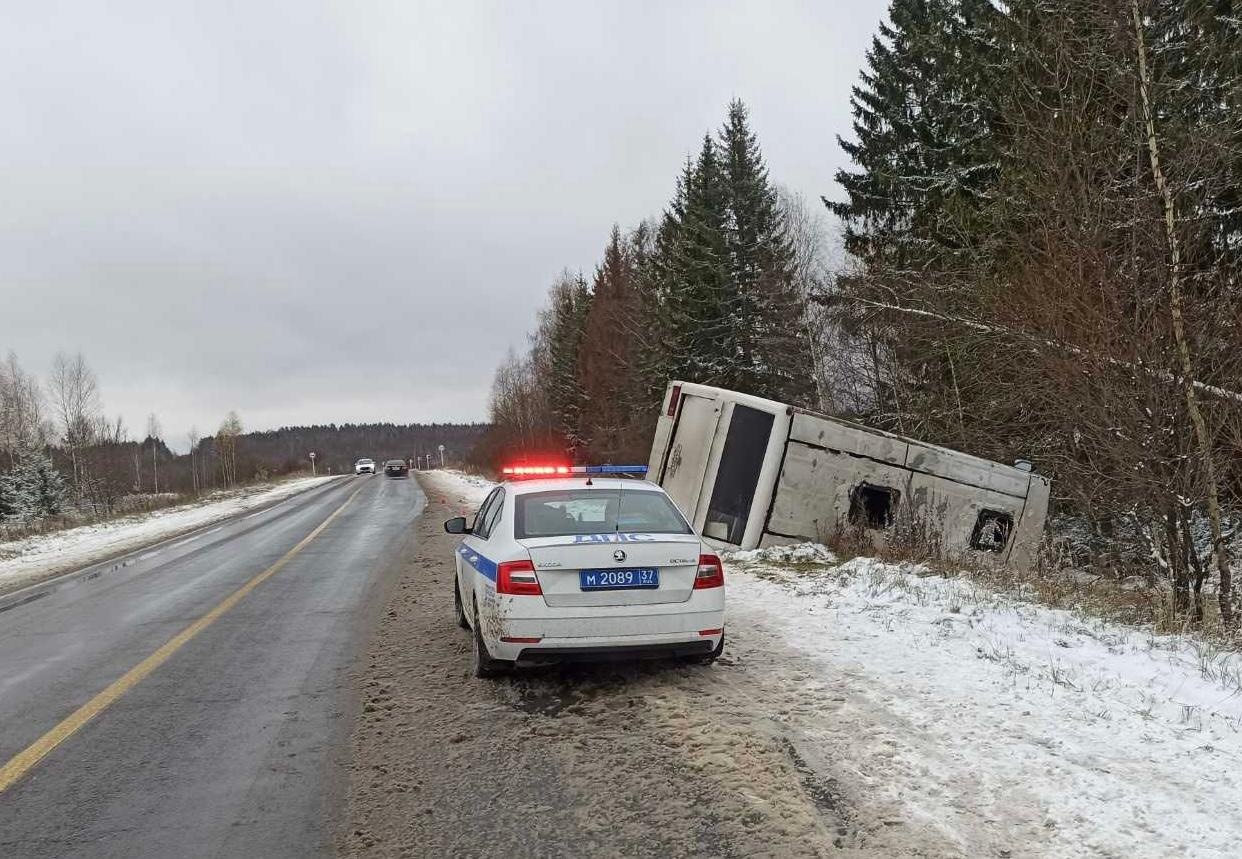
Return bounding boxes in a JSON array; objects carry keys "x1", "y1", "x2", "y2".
[{"x1": 310, "y1": 451, "x2": 317, "y2": 476}]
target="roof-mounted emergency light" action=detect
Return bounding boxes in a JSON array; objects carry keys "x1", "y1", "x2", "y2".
[{"x1": 501, "y1": 464, "x2": 648, "y2": 478}]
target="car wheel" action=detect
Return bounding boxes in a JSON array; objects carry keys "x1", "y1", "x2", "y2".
[
  {"x1": 472, "y1": 599, "x2": 507, "y2": 679},
  {"x1": 686, "y1": 633, "x2": 725, "y2": 665},
  {"x1": 453, "y1": 578, "x2": 469, "y2": 630}
]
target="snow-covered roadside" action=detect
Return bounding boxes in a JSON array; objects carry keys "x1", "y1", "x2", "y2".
[
  {"x1": 420, "y1": 470, "x2": 1242, "y2": 856},
  {"x1": 728, "y1": 548, "x2": 1242, "y2": 858},
  {"x1": 419, "y1": 468, "x2": 494, "y2": 506},
  {"x1": 0, "y1": 475, "x2": 339, "y2": 594}
]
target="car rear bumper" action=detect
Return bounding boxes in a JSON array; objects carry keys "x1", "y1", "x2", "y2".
[
  {"x1": 490, "y1": 626, "x2": 723, "y2": 663},
  {"x1": 514, "y1": 638, "x2": 714, "y2": 665},
  {"x1": 478, "y1": 584, "x2": 725, "y2": 663}
]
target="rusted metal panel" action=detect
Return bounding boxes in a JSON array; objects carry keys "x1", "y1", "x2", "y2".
[
  {"x1": 789, "y1": 411, "x2": 907, "y2": 466},
  {"x1": 904, "y1": 473, "x2": 1025, "y2": 560},
  {"x1": 1007, "y1": 475, "x2": 1051, "y2": 570},
  {"x1": 904, "y1": 443, "x2": 1030, "y2": 499},
  {"x1": 767, "y1": 442, "x2": 912, "y2": 543}
]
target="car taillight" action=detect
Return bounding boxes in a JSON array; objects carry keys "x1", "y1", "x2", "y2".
[
  {"x1": 496, "y1": 559, "x2": 542, "y2": 596},
  {"x1": 694, "y1": 554, "x2": 724, "y2": 589}
]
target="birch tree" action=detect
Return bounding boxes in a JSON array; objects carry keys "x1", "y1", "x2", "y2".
[
  {"x1": 48, "y1": 351, "x2": 101, "y2": 495},
  {"x1": 187, "y1": 426, "x2": 201, "y2": 496},
  {"x1": 0, "y1": 352, "x2": 48, "y2": 465},
  {"x1": 146, "y1": 413, "x2": 161, "y2": 494},
  {"x1": 216, "y1": 411, "x2": 243, "y2": 488},
  {"x1": 1130, "y1": 0, "x2": 1235, "y2": 623}
]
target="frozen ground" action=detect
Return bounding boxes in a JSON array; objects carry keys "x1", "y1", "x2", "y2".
[
  {"x1": 0, "y1": 475, "x2": 338, "y2": 594},
  {"x1": 728, "y1": 550, "x2": 1242, "y2": 858},
  {"x1": 414, "y1": 470, "x2": 1242, "y2": 857}
]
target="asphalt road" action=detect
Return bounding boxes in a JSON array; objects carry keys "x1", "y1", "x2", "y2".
[{"x1": 0, "y1": 474, "x2": 424, "y2": 859}]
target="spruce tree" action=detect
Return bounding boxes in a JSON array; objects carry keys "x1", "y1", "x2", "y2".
[
  {"x1": 655, "y1": 136, "x2": 735, "y2": 389},
  {"x1": 30, "y1": 451, "x2": 69, "y2": 517},
  {"x1": 828, "y1": 0, "x2": 1007, "y2": 437},
  {"x1": 2, "y1": 449, "x2": 68, "y2": 522},
  {"x1": 0, "y1": 468, "x2": 15, "y2": 521},
  {"x1": 831, "y1": 0, "x2": 1002, "y2": 270},
  {"x1": 542, "y1": 271, "x2": 592, "y2": 454},
  {"x1": 718, "y1": 99, "x2": 815, "y2": 404},
  {"x1": 578, "y1": 226, "x2": 642, "y2": 460}
]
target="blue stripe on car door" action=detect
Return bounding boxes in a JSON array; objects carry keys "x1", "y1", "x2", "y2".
[{"x1": 460, "y1": 543, "x2": 497, "y2": 582}]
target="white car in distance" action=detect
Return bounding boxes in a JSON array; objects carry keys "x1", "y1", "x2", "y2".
[
  {"x1": 445, "y1": 465, "x2": 726, "y2": 677},
  {"x1": 354, "y1": 458, "x2": 375, "y2": 475}
]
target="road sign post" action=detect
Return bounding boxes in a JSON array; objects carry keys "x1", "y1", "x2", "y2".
[
  {"x1": 309, "y1": 451, "x2": 317, "y2": 476},
  {"x1": 438, "y1": 444, "x2": 445, "y2": 468}
]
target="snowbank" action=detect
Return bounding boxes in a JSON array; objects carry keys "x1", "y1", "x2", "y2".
[
  {"x1": 730, "y1": 544, "x2": 1242, "y2": 858},
  {"x1": 418, "y1": 469, "x2": 495, "y2": 511},
  {"x1": 0, "y1": 475, "x2": 338, "y2": 594}
]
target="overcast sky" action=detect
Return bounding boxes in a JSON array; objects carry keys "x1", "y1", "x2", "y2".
[{"x1": 1, "y1": 0, "x2": 887, "y2": 448}]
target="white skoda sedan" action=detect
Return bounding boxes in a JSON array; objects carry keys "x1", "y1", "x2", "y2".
[{"x1": 445, "y1": 466, "x2": 726, "y2": 677}]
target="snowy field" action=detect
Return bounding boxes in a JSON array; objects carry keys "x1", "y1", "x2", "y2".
[
  {"x1": 427, "y1": 469, "x2": 1242, "y2": 857},
  {"x1": 0, "y1": 475, "x2": 339, "y2": 594}
]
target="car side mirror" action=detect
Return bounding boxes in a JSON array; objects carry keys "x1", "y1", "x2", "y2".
[{"x1": 444, "y1": 516, "x2": 470, "y2": 535}]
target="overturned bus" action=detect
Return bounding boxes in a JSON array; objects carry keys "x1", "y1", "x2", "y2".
[{"x1": 646, "y1": 382, "x2": 1050, "y2": 569}]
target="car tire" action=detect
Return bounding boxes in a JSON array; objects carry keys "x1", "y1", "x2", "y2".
[
  {"x1": 472, "y1": 599, "x2": 507, "y2": 679},
  {"x1": 686, "y1": 633, "x2": 725, "y2": 665},
  {"x1": 453, "y1": 578, "x2": 469, "y2": 630}
]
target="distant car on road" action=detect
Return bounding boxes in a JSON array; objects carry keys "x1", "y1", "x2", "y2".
[
  {"x1": 355, "y1": 458, "x2": 375, "y2": 475},
  {"x1": 384, "y1": 460, "x2": 409, "y2": 478},
  {"x1": 445, "y1": 465, "x2": 725, "y2": 677}
]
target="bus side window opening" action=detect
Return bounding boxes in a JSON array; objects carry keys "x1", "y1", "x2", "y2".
[
  {"x1": 849, "y1": 483, "x2": 899, "y2": 529},
  {"x1": 971, "y1": 510, "x2": 1014, "y2": 552}
]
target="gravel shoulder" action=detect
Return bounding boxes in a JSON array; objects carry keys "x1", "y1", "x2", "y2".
[{"x1": 338, "y1": 472, "x2": 899, "y2": 859}]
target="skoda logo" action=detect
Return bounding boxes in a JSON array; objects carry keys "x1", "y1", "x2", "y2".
[{"x1": 613, "y1": 549, "x2": 627, "y2": 563}]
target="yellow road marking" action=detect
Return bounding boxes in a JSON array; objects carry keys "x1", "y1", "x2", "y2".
[{"x1": 0, "y1": 484, "x2": 364, "y2": 794}]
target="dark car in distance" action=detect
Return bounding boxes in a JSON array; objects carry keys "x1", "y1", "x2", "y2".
[{"x1": 384, "y1": 459, "x2": 409, "y2": 478}]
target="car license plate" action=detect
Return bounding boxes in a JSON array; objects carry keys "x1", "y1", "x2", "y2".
[{"x1": 579, "y1": 568, "x2": 660, "y2": 590}]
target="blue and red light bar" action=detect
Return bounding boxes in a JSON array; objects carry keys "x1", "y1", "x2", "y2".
[{"x1": 501, "y1": 464, "x2": 649, "y2": 478}]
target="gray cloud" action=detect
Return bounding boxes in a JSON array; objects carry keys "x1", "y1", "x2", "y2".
[{"x1": 1, "y1": 0, "x2": 886, "y2": 446}]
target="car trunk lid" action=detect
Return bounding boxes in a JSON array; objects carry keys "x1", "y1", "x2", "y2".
[{"x1": 517, "y1": 533, "x2": 703, "y2": 607}]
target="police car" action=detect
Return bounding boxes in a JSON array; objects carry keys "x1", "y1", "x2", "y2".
[{"x1": 444, "y1": 465, "x2": 725, "y2": 677}]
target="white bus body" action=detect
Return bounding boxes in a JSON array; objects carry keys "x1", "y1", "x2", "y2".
[{"x1": 647, "y1": 382, "x2": 1051, "y2": 569}]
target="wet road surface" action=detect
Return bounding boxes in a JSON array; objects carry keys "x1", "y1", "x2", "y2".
[{"x1": 0, "y1": 475, "x2": 423, "y2": 858}]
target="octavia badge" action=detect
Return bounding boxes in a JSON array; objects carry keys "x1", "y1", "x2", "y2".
[{"x1": 613, "y1": 549, "x2": 627, "y2": 563}]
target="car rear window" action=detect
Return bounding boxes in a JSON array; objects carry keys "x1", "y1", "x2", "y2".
[{"x1": 514, "y1": 489, "x2": 692, "y2": 539}]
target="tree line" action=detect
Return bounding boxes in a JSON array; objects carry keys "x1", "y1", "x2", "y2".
[
  {"x1": 238, "y1": 422, "x2": 487, "y2": 477},
  {"x1": 476, "y1": 100, "x2": 826, "y2": 468},
  {"x1": 0, "y1": 349, "x2": 271, "y2": 521},
  {"x1": 826, "y1": 0, "x2": 1242, "y2": 623},
  {"x1": 1, "y1": 349, "x2": 486, "y2": 526}
]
